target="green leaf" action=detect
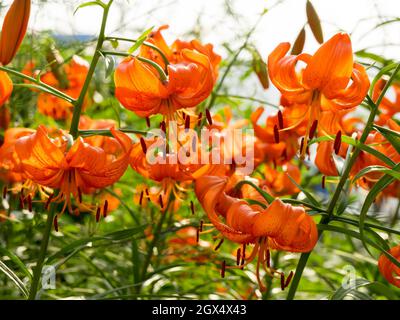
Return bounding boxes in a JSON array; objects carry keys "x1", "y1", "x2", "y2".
[
  {"x1": 74, "y1": 1, "x2": 105, "y2": 15},
  {"x1": 0, "y1": 261, "x2": 28, "y2": 297},
  {"x1": 110, "y1": 39, "x2": 119, "y2": 49},
  {"x1": 374, "y1": 124, "x2": 400, "y2": 154},
  {"x1": 352, "y1": 165, "x2": 400, "y2": 184},
  {"x1": 331, "y1": 278, "x2": 370, "y2": 300},
  {"x1": 128, "y1": 27, "x2": 154, "y2": 54},
  {"x1": 46, "y1": 225, "x2": 147, "y2": 264},
  {"x1": 359, "y1": 163, "x2": 400, "y2": 258},
  {"x1": 286, "y1": 174, "x2": 320, "y2": 207},
  {"x1": 306, "y1": 0, "x2": 323, "y2": 43},
  {"x1": 0, "y1": 246, "x2": 32, "y2": 281}
]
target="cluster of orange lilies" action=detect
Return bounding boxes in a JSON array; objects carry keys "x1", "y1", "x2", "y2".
[{"x1": 0, "y1": 0, "x2": 399, "y2": 292}]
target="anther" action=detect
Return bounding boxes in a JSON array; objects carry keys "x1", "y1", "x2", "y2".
[
  {"x1": 19, "y1": 194, "x2": 25, "y2": 210},
  {"x1": 266, "y1": 249, "x2": 271, "y2": 268},
  {"x1": 196, "y1": 228, "x2": 200, "y2": 243},
  {"x1": 334, "y1": 130, "x2": 342, "y2": 155},
  {"x1": 236, "y1": 248, "x2": 241, "y2": 266},
  {"x1": 285, "y1": 271, "x2": 294, "y2": 288},
  {"x1": 140, "y1": 137, "x2": 147, "y2": 154},
  {"x1": 145, "y1": 117, "x2": 150, "y2": 128},
  {"x1": 273, "y1": 125, "x2": 280, "y2": 143},
  {"x1": 322, "y1": 175, "x2": 326, "y2": 189},
  {"x1": 309, "y1": 120, "x2": 318, "y2": 140},
  {"x1": 2, "y1": 186, "x2": 7, "y2": 199},
  {"x1": 190, "y1": 200, "x2": 195, "y2": 215},
  {"x1": 77, "y1": 187, "x2": 82, "y2": 203},
  {"x1": 185, "y1": 114, "x2": 190, "y2": 131},
  {"x1": 27, "y1": 195, "x2": 32, "y2": 212},
  {"x1": 158, "y1": 194, "x2": 164, "y2": 209},
  {"x1": 45, "y1": 193, "x2": 55, "y2": 210},
  {"x1": 103, "y1": 200, "x2": 108, "y2": 218},
  {"x1": 160, "y1": 121, "x2": 166, "y2": 133},
  {"x1": 221, "y1": 260, "x2": 226, "y2": 278},
  {"x1": 280, "y1": 273, "x2": 285, "y2": 290},
  {"x1": 199, "y1": 220, "x2": 204, "y2": 232},
  {"x1": 299, "y1": 137, "x2": 305, "y2": 155},
  {"x1": 278, "y1": 110, "x2": 284, "y2": 129},
  {"x1": 206, "y1": 109, "x2": 213, "y2": 126},
  {"x1": 96, "y1": 207, "x2": 101, "y2": 223},
  {"x1": 54, "y1": 215, "x2": 59, "y2": 232},
  {"x1": 214, "y1": 238, "x2": 224, "y2": 251},
  {"x1": 139, "y1": 191, "x2": 144, "y2": 206}
]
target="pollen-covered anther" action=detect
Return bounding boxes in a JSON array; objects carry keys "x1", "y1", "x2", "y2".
[
  {"x1": 140, "y1": 137, "x2": 147, "y2": 154},
  {"x1": 95, "y1": 207, "x2": 101, "y2": 223},
  {"x1": 273, "y1": 125, "x2": 280, "y2": 143},
  {"x1": 277, "y1": 110, "x2": 284, "y2": 129},
  {"x1": 334, "y1": 130, "x2": 342, "y2": 155},
  {"x1": 206, "y1": 109, "x2": 213, "y2": 126},
  {"x1": 309, "y1": 120, "x2": 318, "y2": 140},
  {"x1": 221, "y1": 260, "x2": 226, "y2": 278},
  {"x1": 103, "y1": 200, "x2": 109, "y2": 218}
]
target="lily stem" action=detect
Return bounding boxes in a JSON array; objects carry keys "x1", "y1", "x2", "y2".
[
  {"x1": 28, "y1": 203, "x2": 56, "y2": 300},
  {"x1": 69, "y1": 0, "x2": 114, "y2": 138}
]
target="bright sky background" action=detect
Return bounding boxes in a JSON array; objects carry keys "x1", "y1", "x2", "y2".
[{"x1": 14, "y1": 0, "x2": 399, "y2": 59}]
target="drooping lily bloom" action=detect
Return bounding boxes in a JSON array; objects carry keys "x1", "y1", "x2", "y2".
[
  {"x1": 0, "y1": 127, "x2": 35, "y2": 183},
  {"x1": 378, "y1": 245, "x2": 400, "y2": 288},
  {"x1": 315, "y1": 109, "x2": 361, "y2": 176},
  {"x1": 195, "y1": 175, "x2": 318, "y2": 290},
  {"x1": 130, "y1": 135, "x2": 225, "y2": 210},
  {"x1": 14, "y1": 125, "x2": 131, "y2": 216},
  {"x1": 0, "y1": 0, "x2": 31, "y2": 65},
  {"x1": 114, "y1": 26, "x2": 220, "y2": 118},
  {"x1": 78, "y1": 115, "x2": 117, "y2": 148},
  {"x1": 372, "y1": 79, "x2": 400, "y2": 125},
  {"x1": 352, "y1": 120, "x2": 400, "y2": 198},
  {"x1": 0, "y1": 71, "x2": 12, "y2": 107},
  {"x1": 251, "y1": 105, "x2": 307, "y2": 165},
  {"x1": 268, "y1": 33, "x2": 370, "y2": 157},
  {"x1": 261, "y1": 162, "x2": 300, "y2": 196},
  {"x1": 23, "y1": 56, "x2": 90, "y2": 120}
]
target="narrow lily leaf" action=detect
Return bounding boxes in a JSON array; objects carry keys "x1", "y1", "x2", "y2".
[
  {"x1": 291, "y1": 27, "x2": 306, "y2": 55},
  {"x1": 306, "y1": 0, "x2": 323, "y2": 43},
  {"x1": 287, "y1": 174, "x2": 320, "y2": 207},
  {"x1": 0, "y1": 261, "x2": 28, "y2": 297},
  {"x1": 352, "y1": 165, "x2": 400, "y2": 184},
  {"x1": 74, "y1": 1, "x2": 105, "y2": 15},
  {"x1": 0, "y1": 246, "x2": 32, "y2": 281},
  {"x1": 128, "y1": 27, "x2": 154, "y2": 54},
  {"x1": 331, "y1": 278, "x2": 370, "y2": 300},
  {"x1": 374, "y1": 124, "x2": 400, "y2": 154},
  {"x1": 359, "y1": 164, "x2": 400, "y2": 257}
]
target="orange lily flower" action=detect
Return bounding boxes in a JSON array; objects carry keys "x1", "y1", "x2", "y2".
[
  {"x1": 251, "y1": 105, "x2": 307, "y2": 165},
  {"x1": 0, "y1": 71, "x2": 13, "y2": 107},
  {"x1": 195, "y1": 175, "x2": 318, "y2": 290},
  {"x1": 114, "y1": 26, "x2": 220, "y2": 118},
  {"x1": 130, "y1": 135, "x2": 225, "y2": 210},
  {"x1": 315, "y1": 109, "x2": 361, "y2": 176},
  {"x1": 262, "y1": 162, "x2": 301, "y2": 196},
  {"x1": 24, "y1": 56, "x2": 90, "y2": 120},
  {"x1": 14, "y1": 125, "x2": 131, "y2": 217},
  {"x1": 0, "y1": 127, "x2": 35, "y2": 183},
  {"x1": 372, "y1": 79, "x2": 400, "y2": 126},
  {"x1": 0, "y1": 0, "x2": 31, "y2": 65},
  {"x1": 268, "y1": 33, "x2": 369, "y2": 158},
  {"x1": 78, "y1": 115, "x2": 117, "y2": 148},
  {"x1": 378, "y1": 245, "x2": 400, "y2": 288}
]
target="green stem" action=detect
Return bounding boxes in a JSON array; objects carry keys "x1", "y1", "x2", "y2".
[
  {"x1": 287, "y1": 64, "x2": 400, "y2": 300},
  {"x1": 69, "y1": 0, "x2": 114, "y2": 138},
  {"x1": 28, "y1": 204, "x2": 56, "y2": 300},
  {"x1": 0, "y1": 66, "x2": 75, "y2": 103},
  {"x1": 79, "y1": 128, "x2": 148, "y2": 137}
]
